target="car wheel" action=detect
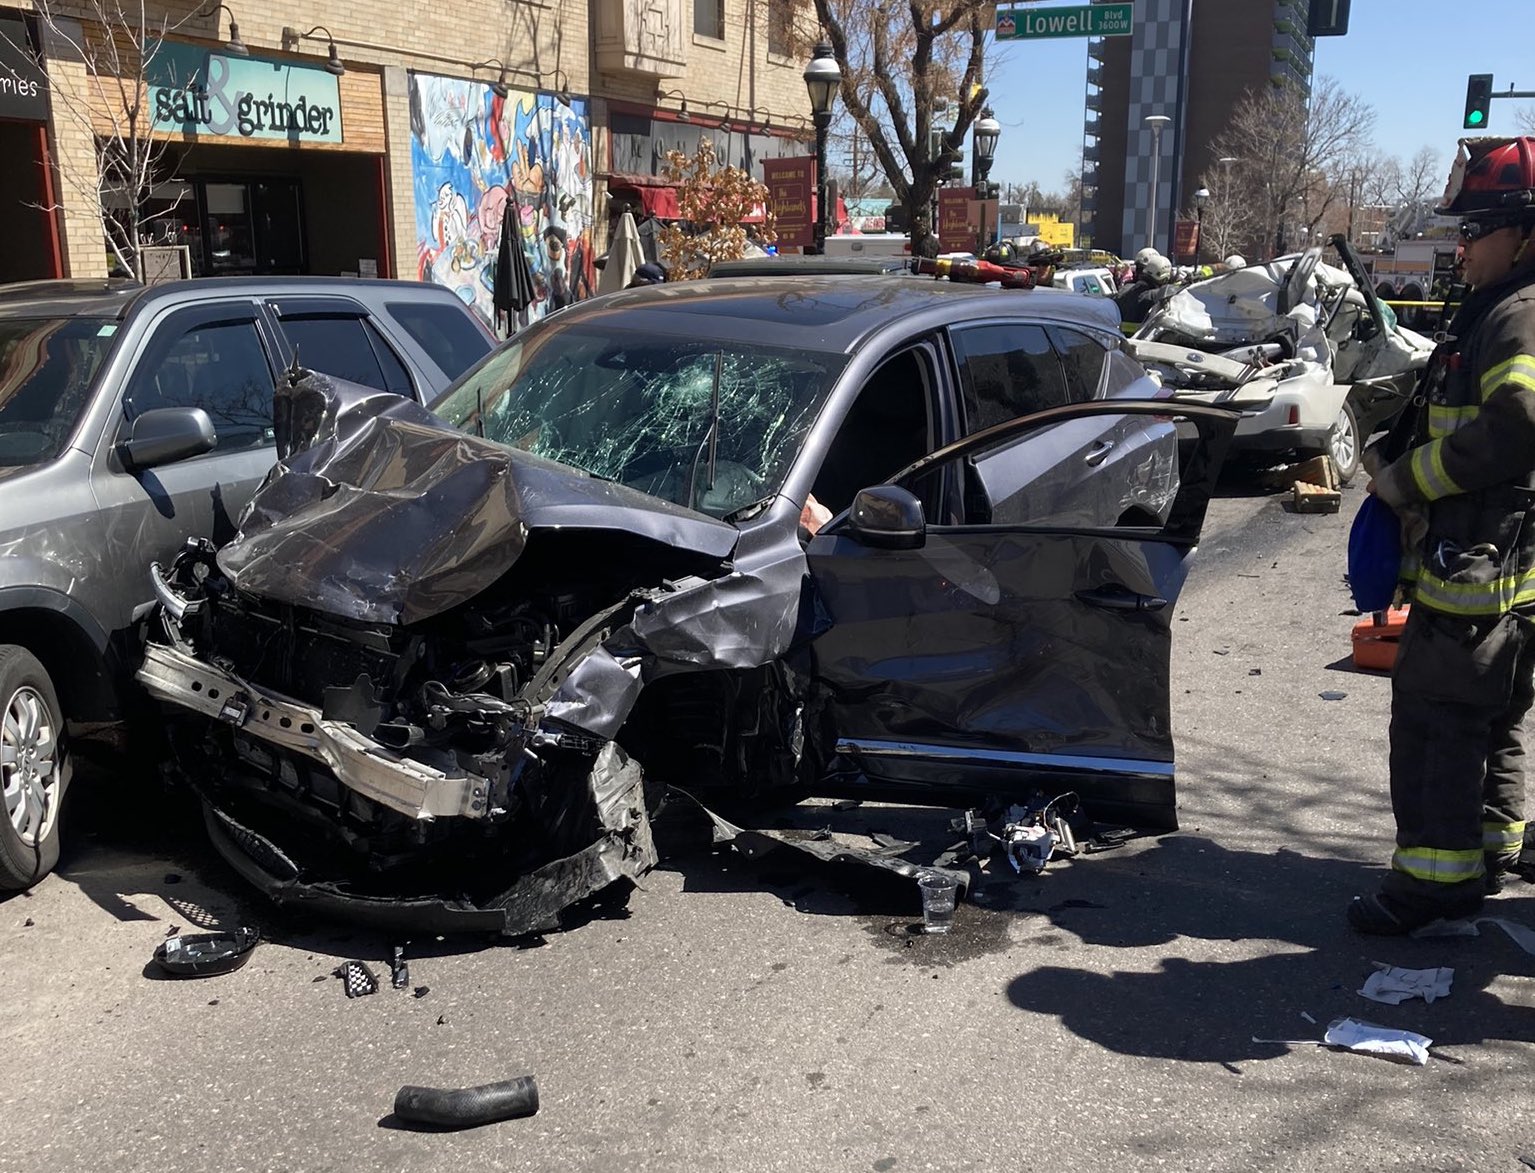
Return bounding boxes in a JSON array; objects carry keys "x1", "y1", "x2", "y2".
[
  {"x1": 1327, "y1": 401, "x2": 1361, "y2": 486},
  {"x1": 0, "y1": 646, "x2": 69, "y2": 890}
]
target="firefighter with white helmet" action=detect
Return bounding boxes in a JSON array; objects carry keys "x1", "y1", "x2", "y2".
[{"x1": 1350, "y1": 136, "x2": 1535, "y2": 932}]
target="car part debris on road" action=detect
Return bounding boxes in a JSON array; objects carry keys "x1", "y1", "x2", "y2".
[
  {"x1": 336, "y1": 960, "x2": 380, "y2": 998},
  {"x1": 151, "y1": 927, "x2": 260, "y2": 978},
  {"x1": 390, "y1": 945, "x2": 410, "y2": 990},
  {"x1": 392, "y1": 1075, "x2": 539, "y2": 1129}
]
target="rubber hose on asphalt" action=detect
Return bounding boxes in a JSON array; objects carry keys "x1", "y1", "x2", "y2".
[{"x1": 393, "y1": 1076, "x2": 540, "y2": 1128}]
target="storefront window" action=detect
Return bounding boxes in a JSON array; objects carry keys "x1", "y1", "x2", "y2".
[{"x1": 204, "y1": 182, "x2": 256, "y2": 274}]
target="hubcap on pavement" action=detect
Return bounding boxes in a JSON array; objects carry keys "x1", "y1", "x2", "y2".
[{"x1": 2, "y1": 685, "x2": 60, "y2": 845}]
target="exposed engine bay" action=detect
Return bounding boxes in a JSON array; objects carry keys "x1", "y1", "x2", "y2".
[{"x1": 136, "y1": 371, "x2": 817, "y2": 934}]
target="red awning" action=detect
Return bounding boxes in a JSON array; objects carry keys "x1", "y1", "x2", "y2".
[
  {"x1": 608, "y1": 173, "x2": 680, "y2": 220},
  {"x1": 607, "y1": 175, "x2": 847, "y2": 229}
]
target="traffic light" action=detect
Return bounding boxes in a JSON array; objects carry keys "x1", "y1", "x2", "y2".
[
  {"x1": 1463, "y1": 74, "x2": 1493, "y2": 129},
  {"x1": 948, "y1": 144, "x2": 965, "y2": 183},
  {"x1": 1306, "y1": 0, "x2": 1350, "y2": 37}
]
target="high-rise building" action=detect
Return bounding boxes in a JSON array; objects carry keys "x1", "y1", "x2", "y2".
[{"x1": 1080, "y1": 0, "x2": 1313, "y2": 258}]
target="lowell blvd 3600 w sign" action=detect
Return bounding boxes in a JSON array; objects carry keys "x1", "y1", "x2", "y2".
[{"x1": 996, "y1": 3, "x2": 1134, "y2": 40}]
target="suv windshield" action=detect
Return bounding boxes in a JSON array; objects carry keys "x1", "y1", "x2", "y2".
[
  {"x1": 432, "y1": 321, "x2": 846, "y2": 518},
  {"x1": 0, "y1": 317, "x2": 116, "y2": 467}
]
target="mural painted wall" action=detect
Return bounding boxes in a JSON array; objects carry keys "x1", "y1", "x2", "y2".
[{"x1": 408, "y1": 71, "x2": 593, "y2": 327}]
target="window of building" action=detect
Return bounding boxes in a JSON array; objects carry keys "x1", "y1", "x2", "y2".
[
  {"x1": 768, "y1": 0, "x2": 794, "y2": 57},
  {"x1": 695, "y1": 0, "x2": 724, "y2": 39}
]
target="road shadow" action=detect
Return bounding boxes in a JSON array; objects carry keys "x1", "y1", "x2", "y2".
[{"x1": 1002, "y1": 833, "x2": 1535, "y2": 1062}]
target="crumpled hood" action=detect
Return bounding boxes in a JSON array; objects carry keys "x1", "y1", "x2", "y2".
[{"x1": 216, "y1": 371, "x2": 738, "y2": 625}]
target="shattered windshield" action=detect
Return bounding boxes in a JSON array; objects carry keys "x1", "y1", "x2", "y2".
[
  {"x1": 431, "y1": 321, "x2": 845, "y2": 518},
  {"x1": 0, "y1": 317, "x2": 116, "y2": 467}
]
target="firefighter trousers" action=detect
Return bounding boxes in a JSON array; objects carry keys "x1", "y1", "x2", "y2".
[{"x1": 1383, "y1": 606, "x2": 1535, "y2": 913}]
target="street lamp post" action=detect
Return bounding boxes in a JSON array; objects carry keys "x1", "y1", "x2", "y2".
[
  {"x1": 803, "y1": 42, "x2": 841, "y2": 255},
  {"x1": 1144, "y1": 114, "x2": 1171, "y2": 253},
  {"x1": 1192, "y1": 186, "x2": 1209, "y2": 263},
  {"x1": 972, "y1": 107, "x2": 1001, "y2": 254}
]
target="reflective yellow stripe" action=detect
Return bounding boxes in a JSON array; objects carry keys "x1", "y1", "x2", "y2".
[
  {"x1": 1408, "y1": 439, "x2": 1463, "y2": 500},
  {"x1": 1484, "y1": 820, "x2": 1527, "y2": 852},
  {"x1": 1392, "y1": 846, "x2": 1485, "y2": 883},
  {"x1": 1428, "y1": 402, "x2": 1479, "y2": 437},
  {"x1": 1413, "y1": 567, "x2": 1535, "y2": 616},
  {"x1": 1481, "y1": 353, "x2": 1535, "y2": 399}
]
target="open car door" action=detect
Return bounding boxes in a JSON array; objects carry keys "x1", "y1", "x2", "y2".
[{"x1": 802, "y1": 401, "x2": 1239, "y2": 830}]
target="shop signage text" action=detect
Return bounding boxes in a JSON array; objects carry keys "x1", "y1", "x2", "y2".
[
  {"x1": 0, "y1": 13, "x2": 48, "y2": 121},
  {"x1": 148, "y1": 41, "x2": 343, "y2": 143},
  {"x1": 764, "y1": 157, "x2": 814, "y2": 249},
  {"x1": 995, "y1": 3, "x2": 1133, "y2": 40},
  {"x1": 938, "y1": 187, "x2": 974, "y2": 253}
]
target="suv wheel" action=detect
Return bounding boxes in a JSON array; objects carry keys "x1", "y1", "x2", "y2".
[
  {"x1": 1327, "y1": 401, "x2": 1361, "y2": 486},
  {"x1": 0, "y1": 646, "x2": 69, "y2": 890}
]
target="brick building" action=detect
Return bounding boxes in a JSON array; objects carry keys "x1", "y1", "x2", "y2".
[
  {"x1": 1, "y1": 0, "x2": 812, "y2": 323},
  {"x1": 1080, "y1": 0, "x2": 1313, "y2": 259}
]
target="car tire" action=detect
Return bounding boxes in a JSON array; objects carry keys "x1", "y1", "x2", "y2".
[
  {"x1": 1326, "y1": 401, "x2": 1362, "y2": 486},
  {"x1": 0, "y1": 646, "x2": 69, "y2": 891}
]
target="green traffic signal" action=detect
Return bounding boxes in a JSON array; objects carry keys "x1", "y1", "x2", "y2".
[{"x1": 1464, "y1": 74, "x2": 1493, "y2": 130}]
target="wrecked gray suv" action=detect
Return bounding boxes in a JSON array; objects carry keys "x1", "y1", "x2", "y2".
[{"x1": 136, "y1": 277, "x2": 1237, "y2": 934}]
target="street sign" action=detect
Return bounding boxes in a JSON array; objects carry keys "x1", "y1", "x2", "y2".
[
  {"x1": 995, "y1": 4, "x2": 1133, "y2": 40},
  {"x1": 1307, "y1": 0, "x2": 1350, "y2": 37},
  {"x1": 764, "y1": 157, "x2": 814, "y2": 249},
  {"x1": 938, "y1": 188, "x2": 974, "y2": 253}
]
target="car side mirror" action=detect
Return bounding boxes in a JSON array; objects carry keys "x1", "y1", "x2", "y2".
[
  {"x1": 845, "y1": 484, "x2": 926, "y2": 549},
  {"x1": 118, "y1": 407, "x2": 216, "y2": 470}
]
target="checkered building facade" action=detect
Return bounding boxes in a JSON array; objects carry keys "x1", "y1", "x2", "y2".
[{"x1": 1080, "y1": 0, "x2": 1314, "y2": 259}]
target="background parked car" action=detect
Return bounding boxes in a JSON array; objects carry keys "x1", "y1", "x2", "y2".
[{"x1": 0, "y1": 276, "x2": 493, "y2": 889}]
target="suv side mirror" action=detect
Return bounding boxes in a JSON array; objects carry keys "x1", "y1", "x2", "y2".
[
  {"x1": 118, "y1": 407, "x2": 216, "y2": 470},
  {"x1": 846, "y1": 484, "x2": 926, "y2": 549}
]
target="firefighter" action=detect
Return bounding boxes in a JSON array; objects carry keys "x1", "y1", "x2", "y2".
[
  {"x1": 1349, "y1": 136, "x2": 1535, "y2": 933},
  {"x1": 1114, "y1": 248, "x2": 1173, "y2": 324}
]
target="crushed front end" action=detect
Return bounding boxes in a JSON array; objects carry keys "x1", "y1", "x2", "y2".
[
  {"x1": 130, "y1": 370, "x2": 796, "y2": 935},
  {"x1": 141, "y1": 541, "x2": 662, "y2": 935}
]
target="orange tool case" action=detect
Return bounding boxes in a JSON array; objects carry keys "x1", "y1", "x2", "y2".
[{"x1": 1352, "y1": 606, "x2": 1411, "y2": 672}]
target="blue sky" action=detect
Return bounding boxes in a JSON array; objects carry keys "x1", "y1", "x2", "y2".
[{"x1": 985, "y1": 0, "x2": 1534, "y2": 198}]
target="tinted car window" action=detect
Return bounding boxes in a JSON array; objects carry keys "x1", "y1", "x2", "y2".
[
  {"x1": 132, "y1": 319, "x2": 273, "y2": 450},
  {"x1": 365, "y1": 320, "x2": 414, "y2": 395},
  {"x1": 386, "y1": 301, "x2": 491, "y2": 381},
  {"x1": 1047, "y1": 326, "x2": 1107, "y2": 402},
  {"x1": 0, "y1": 317, "x2": 115, "y2": 467},
  {"x1": 282, "y1": 315, "x2": 411, "y2": 395},
  {"x1": 951, "y1": 323, "x2": 1068, "y2": 433}
]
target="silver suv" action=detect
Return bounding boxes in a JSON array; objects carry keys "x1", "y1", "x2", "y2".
[{"x1": 0, "y1": 276, "x2": 493, "y2": 889}]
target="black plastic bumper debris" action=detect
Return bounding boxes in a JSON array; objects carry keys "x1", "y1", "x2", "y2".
[{"x1": 151, "y1": 927, "x2": 260, "y2": 978}]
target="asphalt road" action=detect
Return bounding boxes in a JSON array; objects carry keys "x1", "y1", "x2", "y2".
[{"x1": 3, "y1": 479, "x2": 1533, "y2": 1172}]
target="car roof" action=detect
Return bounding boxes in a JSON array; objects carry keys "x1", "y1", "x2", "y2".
[
  {"x1": 0, "y1": 275, "x2": 464, "y2": 320},
  {"x1": 707, "y1": 256, "x2": 912, "y2": 277},
  {"x1": 559, "y1": 275, "x2": 1122, "y2": 353}
]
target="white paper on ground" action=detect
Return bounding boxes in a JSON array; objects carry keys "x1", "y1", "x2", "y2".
[
  {"x1": 1358, "y1": 963, "x2": 1454, "y2": 1005},
  {"x1": 1323, "y1": 1017, "x2": 1433, "y2": 1065},
  {"x1": 1411, "y1": 915, "x2": 1535, "y2": 955}
]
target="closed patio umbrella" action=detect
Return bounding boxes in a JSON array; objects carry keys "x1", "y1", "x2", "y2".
[
  {"x1": 493, "y1": 201, "x2": 538, "y2": 337},
  {"x1": 597, "y1": 210, "x2": 644, "y2": 295}
]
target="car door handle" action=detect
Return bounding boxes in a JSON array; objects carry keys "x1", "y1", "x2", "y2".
[
  {"x1": 1075, "y1": 584, "x2": 1169, "y2": 612},
  {"x1": 1084, "y1": 440, "x2": 1115, "y2": 466}
]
